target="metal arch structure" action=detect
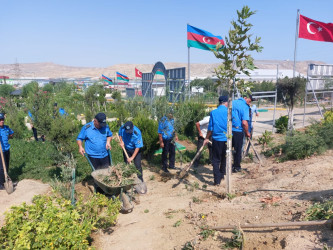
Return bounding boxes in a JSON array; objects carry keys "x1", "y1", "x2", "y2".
[
  {"x1": 303, "y1": 64, "x2": 333, "y2": 125},
  {"x1": 142, "y1": 61, "x2": 186, "y2": 103}
]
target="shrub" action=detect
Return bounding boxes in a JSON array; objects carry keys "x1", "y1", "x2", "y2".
[
  {"x1": 132, "y1": 113, "x2": 159, "y2": 158},
  {"x1": 274, "y1": 115, "x2": 288, "y2": 133},
  {"x1": 283, "y1": 132, "x2": 325, "y2": 160},
  {"x1": 257, "y1": 130, "x2": 273, "y2": 149},
  {"x1": 0, "y1": 194, "x2": 121, "y2": 249},
  {"x1": 5, "y1": 108, "x2": 30, "y2": 139}
]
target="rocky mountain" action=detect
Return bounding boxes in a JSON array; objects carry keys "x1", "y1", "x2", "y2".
[{"x1": 0, "y1": 60, "x2": 326, "y2": 79}]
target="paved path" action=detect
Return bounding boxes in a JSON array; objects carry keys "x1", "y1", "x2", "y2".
[{"x1": 252, "y1": 105, "x2": 325, "y2": 137}]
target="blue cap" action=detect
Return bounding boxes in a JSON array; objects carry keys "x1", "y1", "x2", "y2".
[
  {"x1": 124, "y1": 121, "x2": 133, "y2": 134},
  {"x1": 0, "y1": 113, "x2": 4, "y2": 119}
]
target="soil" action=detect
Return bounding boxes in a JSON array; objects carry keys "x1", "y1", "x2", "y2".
[{"x1": 89, "y1": 141, "x2": 333, "y2": 250}]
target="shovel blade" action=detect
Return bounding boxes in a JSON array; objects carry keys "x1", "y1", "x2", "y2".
[{"x1": 4, "y1": 178, "x2": 14, "y2": 194}]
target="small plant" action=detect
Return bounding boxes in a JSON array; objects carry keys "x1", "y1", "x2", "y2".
[
  {"x1": 144, "y1": 209, "x2": 149, "y2": 213},
  {"x1": 202, "y1": 184, "x2": 207, "y2": 189},
  {"x1": 274, "y1": 115, "x2": 288, "y2": 134},
  {"x1": 173, "y1": 220, "x2": 182, "y2": 227},
  {"x1": 192, "y1": 196, "x2": 201, "y2": 204},
  {"x1": 149, "y1": 175, "x2": 155, "y2": 181},
  {"x1": 258, "y1": 130, "x2": 273, "y2": 149},
  {"x1": 248, "y1": 152, "x2": 254, "y2": 161},
  {"x1": 304, "y1": 200, "x2": 333, "y2": 220},
  {"x1": 200, "y1": 229, "x2": 215, "y2": 240},
  {"x1": 193, "y1": 182, "x2": 199, "y2": 189},
  {"x1": 222, "y1": 229, "x2": 244, "y2": 249},
  {"x1": 227, "y1": 193, "x2": 237, "y2": 200},
  {"x1": 182, "y1": 241, "x2": 195, "y2": 250}
]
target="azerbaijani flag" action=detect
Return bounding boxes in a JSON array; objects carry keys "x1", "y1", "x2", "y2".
[
  {"x1": 187, "y1": 24, "x2": 224, "y2": 51},
  {"x1": 102, "y1": 74, "x2": 113, "y2": 85},
  {"x1": 116, "y1": 72, "x2": 129, "y2": 82}
]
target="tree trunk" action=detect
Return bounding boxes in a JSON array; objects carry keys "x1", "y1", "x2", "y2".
[{"x1": 226, "y1": 99, "x2": 233, "y2": 193}]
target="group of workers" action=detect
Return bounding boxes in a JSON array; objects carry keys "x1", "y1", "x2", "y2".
[
  {"x1": 199, "y1": 94, "x2": 257, "y2": 186},
  {"x1": 0, "y1": 95, "x2": 257, "y2": 190}
]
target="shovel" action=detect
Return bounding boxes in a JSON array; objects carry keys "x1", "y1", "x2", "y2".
[{"x1": 0, "y1": 142, "x2": 14, "y2": 194}]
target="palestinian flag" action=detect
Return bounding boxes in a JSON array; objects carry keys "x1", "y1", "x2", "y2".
[
  {"x1": 116, "y1": 72, "x2": 129, "y2": 82},
  {"x1": 187, "y1": 24, "x2": 224, "y2": 51}
]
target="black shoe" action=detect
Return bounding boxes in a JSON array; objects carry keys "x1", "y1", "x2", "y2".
[
  {"x1": 232, "y1": 168, "x2": 241, "y2": 173},
  {"x1": 168, "y1": 166, "x2": 176, "y2": 170},
  {"x1": 162, "y1": 168, "x2": 169, "y2": 173}
]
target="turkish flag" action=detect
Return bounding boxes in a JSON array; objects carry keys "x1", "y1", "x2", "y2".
[
  {"x1": 299, "y1": 14, "x2": 333, "y2": 43},
  {"x1": 135, "y1": 68, "x2": 142, "y2": 78}
]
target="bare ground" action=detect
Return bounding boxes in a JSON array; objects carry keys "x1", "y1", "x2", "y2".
[{"x1": 91, "y1": 146, "x2": 333, "y2": 250}]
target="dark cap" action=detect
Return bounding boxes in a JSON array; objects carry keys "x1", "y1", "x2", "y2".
[
  {"x1": 54, "y1": 102, "x2": 58, "y2": 107},
  {"x1": 95, "y1": 113, "x2": 107, "y2": 127},
  {"x1": 218, "y1": 96, "x2": 228, "y2": 103},
  {"x1": 0, "y1": 113, "x2": 4, "y2": 119},
  {"x1": 245, "y1": 94, "x2": 255, "y2": 101},
  {"x1": 124, "y1": 121, "x2": 134, "y2": 134}
]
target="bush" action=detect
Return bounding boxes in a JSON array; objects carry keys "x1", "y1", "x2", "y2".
[
  {"x1": 9, "y1": 139, "x2": 63, "y2": 182},
  {"x1": 305, "y1": 200, "x2": 333, "y2": 220},
  {"x1": 0, "y1": 194, "x2": 121, "y2": 249},
  {"x1": 257, "y1": 130, "x2": 273, "y2": 149},
  {"x1": 132, "y1": 114, "x2": 159, "y2": 158},
  {"x1": 283, "y1": 133, "x2": 325, "y2": 160},
  {"x1": 274, "y1": 115, "x2": 288, "y2": 133}
]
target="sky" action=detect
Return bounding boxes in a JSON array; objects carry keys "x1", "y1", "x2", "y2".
[{"x1": 1, "y1": 0, "x2": 333, "y2": 67}]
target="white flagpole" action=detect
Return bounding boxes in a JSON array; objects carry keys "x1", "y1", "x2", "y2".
[
  {"x1": 188, "y1": 23, "x2": 191, "y2": 100},
  {"x1": 293, "y1": 9, "x2": 300, "y2": 78}
]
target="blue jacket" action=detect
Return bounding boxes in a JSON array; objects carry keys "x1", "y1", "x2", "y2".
[
  {"x1": 158, "y1": 116, "x2": 175, "y2": 140},
  {"x1": 0, "y1": 125, "x2": 14, "y2": 152},
  {"x1": 118, "y1": 125, "x2": 143, "y2": 150},
  {"x1": 208, "y1": 105, "x2": 228, "y2": 141},
  {"x1": 232, "y1": 98, "x2": 250, "y2": 132},
  {"x1": 76, "y1": 121, "x2": 113, "y2": 158}
]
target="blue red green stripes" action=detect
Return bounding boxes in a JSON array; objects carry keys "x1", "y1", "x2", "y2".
[
  {"x1": 116, "y1": 72, "x2": 129, "y2": 82},
  {"x1": 187, "y1": 24, "x2": 224, "y2": 51}
]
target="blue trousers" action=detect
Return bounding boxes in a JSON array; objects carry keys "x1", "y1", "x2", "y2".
[{"x1": 211, "y1": 139, "x2": 226, "y2": 185}]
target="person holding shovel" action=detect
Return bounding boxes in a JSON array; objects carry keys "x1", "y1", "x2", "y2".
[
  {"x1": 77, "y1": 112, "x2": 112, "y2": 170},
  {"x1": 194, "y1": 116, "x2": 212, "y2": 168},
  {"x1": 204, "y1": 96, "x2": 228, "y2": 186},
  {"x1": 118, "y1": 121, "x2": 144, "y2": 182},
  {"x1": 0, "y1": 113, "x2": 14, "y2": 190},
  {"x1": 158, "y1": 109, "x2": 178, "y2": 173},
  {"x1": 231, "y1": 94, "x2": 252, "y2": 173}
]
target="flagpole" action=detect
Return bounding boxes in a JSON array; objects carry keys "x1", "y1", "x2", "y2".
[
  {"x1": 293, "y1": 9, "x2": 300, "y2": 78},
  {"x1": 188, "y1": 47, "x2": 191, "y2": 100}
]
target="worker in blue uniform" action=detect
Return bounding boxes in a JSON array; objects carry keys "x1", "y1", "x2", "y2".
[
  {"x1": 77, "y1": 112, "x2": 112, "y2": 170},
  {"x1": 204, "y1": 96, "x2": 228, "y2": 186},
  {"x1": 0, "y1": 113, "x2": 14, "y2": 189},
  {"x1": 118, "y1": 121, "x2": 144, "y2": 182},
  {"x1": 232, "y1": 95, "x2": 252, "y2": 173},
  {"x1": 158, "y1": 109, "x2": 178, "y2": 173}
]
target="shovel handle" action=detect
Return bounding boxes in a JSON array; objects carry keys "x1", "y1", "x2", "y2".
[
  {"x1": 116, "y1": 133, "x2": 130, "y2": 160},
  {"x1": 84, "y1": 153, "x2": 95, "y2": 171},
  {"x1": 0, "y1": 141, "x2": 8, "y2": 179}
]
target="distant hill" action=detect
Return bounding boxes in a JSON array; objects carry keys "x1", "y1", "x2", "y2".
[{"x1": 0, "y1": 60, "x2": 327, "y2": 79}]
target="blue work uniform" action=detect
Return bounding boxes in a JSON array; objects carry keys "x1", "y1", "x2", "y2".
[
  {"x1": 208, "y1": 105, "x2": 228, "y2": 142},
  {"x1": 0, "y1": 125, "x2": 13, "y2": 185},
  {"x1": 158, "y1": 116, "x2": 175, "y2": 140},
  {"x1": 232, "y1": 98, "x2": 250, "y2": 132},
  {"x1": 76, "y1": 121, "x2": 113, "y2": 158},
  {"x1": 118, "y1": 126, "x2": 143, "y2": 150},
  {"x1": 207, "y1": 105, "x2": 228, "y2": 185},
  {"x1": 249, "y1": 105, "x2": 258, "y2": 133},
  {"x1": 118, "y1": 125, "x2": 144, "y2": 181},
  {"x1": 158, "y1": 116, "x2": 176, "y2": 171},
  {"x1": 231, "y1": 98, "x2": 250, "y2": 172},
  {"x1": 59, "y1": 108, "x2": 67, "y2": 116},
  {"x1": 0, "y1": 126, "x2": 14, "y2": 152}
]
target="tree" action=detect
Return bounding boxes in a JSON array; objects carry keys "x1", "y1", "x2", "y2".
[
  {"x1": 0, "y1": 84, "x2": 15, "y2": 97},
  {"x1": 22, "y1": 81, "x2": 38, "y2": 98},
  {"x1": 213, "y1": 6, "x2": 263, "y2": 193},
  {"x1": 277, "y1": 76, "x2": 306, "y2": 132}
]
